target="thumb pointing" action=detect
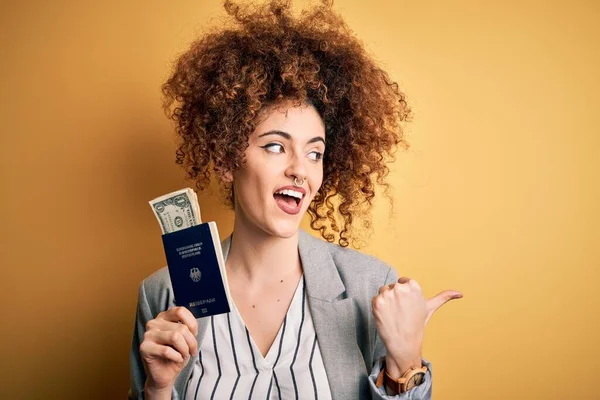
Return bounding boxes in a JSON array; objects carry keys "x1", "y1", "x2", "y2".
[{"x1": 425, "y1": 290, "x2": 463, "y2": 325}]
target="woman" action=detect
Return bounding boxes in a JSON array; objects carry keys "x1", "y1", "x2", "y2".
[{"x1": 129, "y1": 1, "x2": 462, "y2": 399}]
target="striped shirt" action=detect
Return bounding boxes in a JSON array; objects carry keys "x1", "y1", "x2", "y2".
[{"x1": 184, "y1": 275, "x2": 333, "y2": 400}]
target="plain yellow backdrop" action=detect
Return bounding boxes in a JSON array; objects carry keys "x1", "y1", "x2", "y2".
[{"x1": 1, "y1": 0, "x2": 598, "y2": 399}]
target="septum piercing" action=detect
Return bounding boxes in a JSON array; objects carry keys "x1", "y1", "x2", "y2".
[{"x1": 293, "y1": 177, "x2": 305, "y2": 187}]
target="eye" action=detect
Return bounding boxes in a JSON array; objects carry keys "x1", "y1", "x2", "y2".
[
  {"x1": 260, "y1": 143, "x2": 284, "y2": 154},
  {"x1": 308, "y1": 151, "x2": 323, "y2": 162}
]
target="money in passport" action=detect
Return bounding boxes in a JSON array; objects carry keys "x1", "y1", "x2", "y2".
[
  {"x1": 149, "y1": 188, "x2": 231, "y2": 318},
  {"x1": 149, "y1": 188, "x2": 201, "y2": 234}
]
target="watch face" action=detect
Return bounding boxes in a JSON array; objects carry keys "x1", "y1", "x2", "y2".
[{"x1": 406, "y1": 372, "x2": 424, "y2": 389}]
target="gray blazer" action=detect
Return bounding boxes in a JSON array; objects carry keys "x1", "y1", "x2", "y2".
[{"x1": 129, "y1": 229, "x2": 433, "y2": 399}]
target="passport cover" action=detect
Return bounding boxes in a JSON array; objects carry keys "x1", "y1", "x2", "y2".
[{"x1": 161, "y1": 222, "x2": 231, "y2": 318}]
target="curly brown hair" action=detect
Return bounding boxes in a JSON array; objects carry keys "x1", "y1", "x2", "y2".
[{"x1": 162, "y1": 0, "x2": 411, "y2": 248}]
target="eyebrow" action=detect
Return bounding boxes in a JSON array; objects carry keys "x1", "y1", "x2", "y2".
[{"x1": 258, "y1": 130, "x2": 325, "y2": 145}]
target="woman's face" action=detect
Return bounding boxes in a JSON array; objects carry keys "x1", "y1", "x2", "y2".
[{"x1": 230, "y1": 101, "x2": 326, "y2": 238}]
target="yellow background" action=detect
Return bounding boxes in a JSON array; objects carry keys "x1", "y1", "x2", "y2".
[{"x1": 1, "y1": 0, "x2": 598, "y2": 399}]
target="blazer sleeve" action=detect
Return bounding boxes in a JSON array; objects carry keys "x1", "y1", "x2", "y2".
[{"x1": 367, "y1": 266, "x2": 433, "y2": 400}]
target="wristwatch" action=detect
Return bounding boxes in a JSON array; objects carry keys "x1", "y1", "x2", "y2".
[{"x1": 376, "y1": 364, "x2": 428, "y2": 394}]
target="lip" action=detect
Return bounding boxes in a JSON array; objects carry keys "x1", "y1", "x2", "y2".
[{"x1": 273, "y1": 185, "x2": 306, "y2": 215}]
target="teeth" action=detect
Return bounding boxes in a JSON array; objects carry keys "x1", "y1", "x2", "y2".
[{"x1": 275, "y1": 189, "x2": 304, "y2": 200}]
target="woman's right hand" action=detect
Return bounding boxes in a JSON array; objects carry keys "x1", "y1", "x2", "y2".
[{"x1": 140, "y1": 306, "x2": 199, "y2": 396}]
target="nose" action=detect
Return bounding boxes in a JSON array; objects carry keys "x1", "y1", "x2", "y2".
[{"x1": 284, "y1": 150, "x2": 308, "y2": 185}]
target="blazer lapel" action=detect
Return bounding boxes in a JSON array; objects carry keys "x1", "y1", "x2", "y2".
[{"x1": 299, "y1": 230, "x2": 367, "y2": 400}]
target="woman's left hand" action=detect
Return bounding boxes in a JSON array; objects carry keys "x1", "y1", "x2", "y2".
[{"x1": 372, "y1": 276, "x2": 462, "y2": 378}]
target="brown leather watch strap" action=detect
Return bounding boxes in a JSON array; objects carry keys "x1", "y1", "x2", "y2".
[
  {"x1": 384, "y1": 367, "x2": 403, "y2": 394},
  {"x1": 376, "y1": 368, "x2": 386, "y2": 388},
  {"x1": 376, "y1": 365, "x2": 428, "y2": 394}
]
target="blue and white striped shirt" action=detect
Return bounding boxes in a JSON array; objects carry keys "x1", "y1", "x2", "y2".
[{"x1": 184, "y1": 276, "x2": 333, "y2": 399}]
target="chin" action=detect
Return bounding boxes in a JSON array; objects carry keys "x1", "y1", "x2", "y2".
[{"x1": 265, "y1": 221, "x2": 301, "y2": 239}]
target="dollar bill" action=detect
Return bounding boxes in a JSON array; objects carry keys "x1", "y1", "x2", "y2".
[{"x1": 149, "y1": 188, "x2": 202, "y2": 234}]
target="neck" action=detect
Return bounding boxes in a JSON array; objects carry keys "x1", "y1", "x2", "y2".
[{"x1": 225, "y1": 216, "x2": 302, "y2": 284}]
